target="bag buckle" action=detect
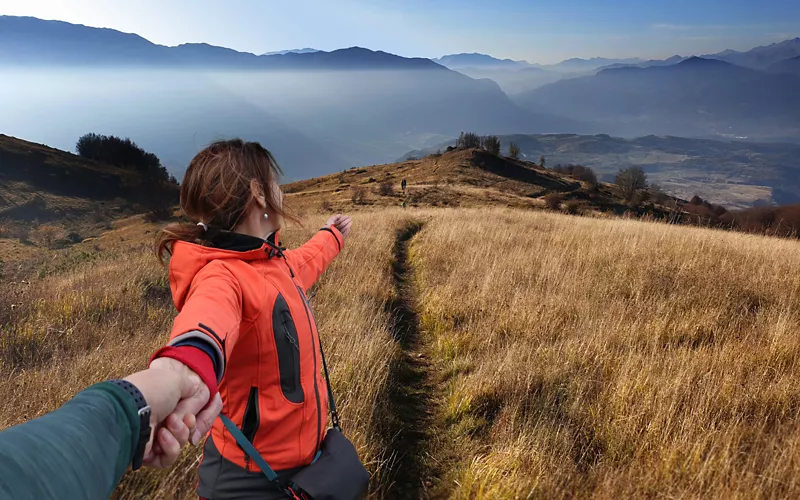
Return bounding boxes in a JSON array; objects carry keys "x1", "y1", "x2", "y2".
[{"x1": 284, "y1": 483, "x2": 310, "y2": 500}]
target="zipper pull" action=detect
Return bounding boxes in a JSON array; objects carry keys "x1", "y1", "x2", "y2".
[
  {"x1": 286, "y1": 330, "x2": 300, "y2": 351},
  {"x1": 281, "y1": 255, "x2": 296, "y2": 278}
]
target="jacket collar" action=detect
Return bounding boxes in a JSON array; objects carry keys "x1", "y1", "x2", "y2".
[{"x1": 207, "y1": 229, "x2": 283, "y2": 255}]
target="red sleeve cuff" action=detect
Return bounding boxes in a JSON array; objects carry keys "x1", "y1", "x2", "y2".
[{"x1": 150, "y1": 346, "x2": 219, "y2": 398}]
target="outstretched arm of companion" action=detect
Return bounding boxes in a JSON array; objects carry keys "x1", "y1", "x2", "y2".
[
  {"x1": 283, "y1": 214, "x2": 352, "y2": 290},
  {"x1": 0, "y1": 367, "x2": 221, "y2": 500}
]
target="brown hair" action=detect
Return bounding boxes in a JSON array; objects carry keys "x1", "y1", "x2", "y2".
[{"x1": 156, "y1": 139, "x2": 295, "y2": 265}]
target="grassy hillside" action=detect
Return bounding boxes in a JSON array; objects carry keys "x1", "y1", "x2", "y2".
[
  {"x1": 284, "y1": 148, "x2": 672, "y2": 219},
  {"x1": 1, "y1": 207, "x2": 799, "y2": 499},
  {"x1": 400, "y1": 134, "x2": 800, "y2": 209},
  {"x1": 0, "y1": 134, "x2": 177, "y2": 276},
  {"x1": 413, "y1": 210, "x2": 800, "y2": 498}
]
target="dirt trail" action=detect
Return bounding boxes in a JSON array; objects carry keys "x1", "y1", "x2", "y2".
[{"x1": 384, "y1": 221, "x2": 437, "y2": 500}]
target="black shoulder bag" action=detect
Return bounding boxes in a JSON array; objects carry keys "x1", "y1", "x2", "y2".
[{"x1": 220, "y1": 338, "x2": 370, "y2": 500}]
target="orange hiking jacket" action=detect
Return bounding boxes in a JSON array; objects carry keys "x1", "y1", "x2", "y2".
[{"x1": 162, "y1": 227, "x2": 343, "y2": 490}]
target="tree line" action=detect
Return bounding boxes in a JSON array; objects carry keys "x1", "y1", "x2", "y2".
[{"x1": 76, "y1": 133, "x2": 174, "y2": 183}]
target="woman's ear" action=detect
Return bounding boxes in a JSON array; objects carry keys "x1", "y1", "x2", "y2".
[{"x1": 249, "y1": 179, "x2": 267, "y2": 210}]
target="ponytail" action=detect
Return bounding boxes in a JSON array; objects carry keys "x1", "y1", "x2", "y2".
[{"x1": 155, "y1": 222, "x2": 208, "y2": 266}]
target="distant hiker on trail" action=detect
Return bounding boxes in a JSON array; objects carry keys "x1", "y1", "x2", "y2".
[
  {"x1": 0, "y1": 365, "x2": 221, "y2": 500},
  {"x1": 151, "y1": 139, "x2": 368, "y2": 500},
  {"x1": 401, "y1": 179, "x2": 407, "y2": 193}
]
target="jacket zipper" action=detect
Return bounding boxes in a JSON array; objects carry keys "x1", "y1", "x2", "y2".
[
  {"x1": 283, "y1": 316, "x2": 300, "y2": 387},
  {"x1": 240, "y1": 387, "x2": 260, "y2": 471},
  {"x1": 282, "y1": 258, "x2": 323, "y2": 450}
]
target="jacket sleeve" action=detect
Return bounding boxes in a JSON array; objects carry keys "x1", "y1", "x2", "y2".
[
  {"x1": 0, "y1": 382, "x2": 139, "y2": 500},
  {"x1": 165, "y1": 262, "x2": 243, "y2": 382},
  {"x1": 283, "y1": 226, "x2": 343, "y2": 291}
]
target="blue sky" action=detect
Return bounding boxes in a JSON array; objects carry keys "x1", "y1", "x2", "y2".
[{"x1": 2, "y1": 0, "x2": 799, "y2": 63}]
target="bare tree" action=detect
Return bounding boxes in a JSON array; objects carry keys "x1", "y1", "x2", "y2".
[{"x1": 615, "y1": 167, "x2": 648, "y2": 201}]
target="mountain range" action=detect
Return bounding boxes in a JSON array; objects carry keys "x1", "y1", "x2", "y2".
[
  {"x1": 704, "y1": 37, "x2": 800, "y2": 69},
  {"x1": 262, "y1": 48, "x2": 319, "y2": 56},
  {"x1": 0, "y1": 15, "x2": 587, "y2": 179},
  {"x1": 514, "y1": 56, "x2": 800, "y2": 142},
  {"x1": 432, "y1": 53, "x2": 533, "y2": 69},
  {"x1": 0, "y1": 14, "x2": 799, "y2": 191}
]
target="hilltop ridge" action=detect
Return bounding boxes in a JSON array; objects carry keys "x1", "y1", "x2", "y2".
[
  {"x1": 0, "y1": 134, "x2": 177, "y2": 241},
  {"x1": 284, "y1": 147, "x2": 664, "y2": 217}
]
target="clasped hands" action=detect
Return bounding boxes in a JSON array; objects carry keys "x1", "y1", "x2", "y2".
[{"x1": 124, "y1": 359, "x2": 222, "y2": 469}]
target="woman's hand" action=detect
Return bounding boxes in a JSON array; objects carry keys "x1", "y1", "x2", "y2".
[
  {"x1": 142, "y1": 357, "x2": 223, "y2": 467},
  {"x1": 123, "y1": 367, "x2": 218, "y2": 469},
  {"x1": 326, "y1": 214, "x2": 353, "y2": 239}
]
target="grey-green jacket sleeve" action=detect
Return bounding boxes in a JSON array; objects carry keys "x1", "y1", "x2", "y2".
[{"x1": 0, "y1": 381, "x2": 141, "y2": 500}]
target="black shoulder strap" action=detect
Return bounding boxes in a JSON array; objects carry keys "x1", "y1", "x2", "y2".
[{"x1": 317, "y1": 337, "x2": 340, "y2": 430}]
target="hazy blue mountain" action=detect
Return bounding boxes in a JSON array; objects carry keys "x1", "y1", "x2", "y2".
[
  {"x1": 0, "y1": 17, "x2": 442, "y2": 71},
  {"x1": 0, "y1": 15, "x2": 587, "y2": 180},
  {"x1": 706, "y1": 37, "x2": 800, "y2": 69},
  {"x1": 769, "y1": 55, "x2": 800, "y2": 76},
  {"x1": 0, "y1": 16, "x2": 171, "y2": 66},
  {"x1": 514, "y1": 57, "x2": 800, "y2": 142},
  {"x1": 262, "y1": 48, "x2": 319, "y2": 56},
  {"x1": 543, "y1": 57, "x2": 644, "y2": 73},
  {"x1": 597, "y1": 55, "x2": 687, "y2": 71},
  {"x1": 433, "y1": 53, "x2": 531, "y2": 69},
  {"x1": 398, "y1": 133, "x2": 800, "y2": 207}
]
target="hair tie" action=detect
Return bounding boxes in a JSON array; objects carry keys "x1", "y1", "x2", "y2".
[{"x1": 197, "y1": 222, "x2": 208, "y2": 231}]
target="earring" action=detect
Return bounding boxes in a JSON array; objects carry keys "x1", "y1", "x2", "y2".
[{"x1": 264, "y1": 213, "x2": 269, "y2": 220}]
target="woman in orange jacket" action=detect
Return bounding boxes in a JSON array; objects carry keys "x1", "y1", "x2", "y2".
[{"x1": 149, "y1": 139, "x2": 353, "y2": 499}]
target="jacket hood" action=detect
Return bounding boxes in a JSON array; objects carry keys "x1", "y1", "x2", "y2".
[{"x1": 168, "y1": 230, "x2": 281, "y2": 310}]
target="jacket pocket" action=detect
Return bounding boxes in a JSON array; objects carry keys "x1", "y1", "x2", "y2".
[
  {"x1": 241, "y1": 387, "x2": 260, "y2": 443},
  {"x1": 273, "y1": 294, "x2": 304, "y2": 403}
]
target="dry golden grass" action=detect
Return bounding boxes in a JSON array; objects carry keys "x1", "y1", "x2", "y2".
[
  {"x1": 413, "y1": 209, "x2": 800, "y2": 499},
  {"x1": 0, "y1": 211, "x2": 412, "y2": 499},
  {"x1": 2, "y1": 205, "x2": 800, "y2": 499}
]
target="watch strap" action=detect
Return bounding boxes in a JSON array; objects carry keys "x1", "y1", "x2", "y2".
[{"x1": 109, "y1": 379, "x2": 151, "y2": 471}]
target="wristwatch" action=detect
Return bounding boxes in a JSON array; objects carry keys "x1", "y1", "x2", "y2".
[{"x1": 110, "y1": 379, "x2": 152, "y2": 471}]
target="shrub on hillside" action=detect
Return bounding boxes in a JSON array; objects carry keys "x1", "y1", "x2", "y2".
[
  {"x1": 508, "y1": 142, "x2": 521, "y2": 160},
  {"x1": 31, "y1": 225, "x2": 61, "y2": 248},
  {"x1": 351, "y1": 186, "x2": 367, "y2": 205},
  {"x1": 457, "y1": 132, "x2": 482, "y2": 149},
  {"x1": 649, "y1": 184, "x2": 670, "y2": 205},
  {"x1": 564, "y1": 200, "x2": 582, "y2": 215},
  {"x1": 552, "y1": 164, "x2": 598, "y2": 188},
  {"x1": 0, "y1": 223, "x2": 31, "y2": 243},
  {"x1": 615, "y1": 167, "x2": 648, "y2": 201},
  {"x1": 482, "y1": 135, "x2": 501, "y2": 156},
  {"x1": 76, "y1": 133, "x2": 170, "y2": 181},
  {"x1": 378, "y1": 181, "x2": 395, "y2": 196},
  {"x1": 543, "y1": 192, "x2": 564, "y2": 210},
  {"x1": 144, "y1": 206, "x2": 174, "y2": 223},
  {"x1": 66, "y1": 232, "x2": 83, "y2": 244}
]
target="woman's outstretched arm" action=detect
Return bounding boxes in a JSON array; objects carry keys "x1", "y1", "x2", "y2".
[{"x1": 283, "y1": 215, "x2": 352, "y2": 291}]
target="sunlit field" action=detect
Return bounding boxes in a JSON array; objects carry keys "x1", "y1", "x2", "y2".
[{"x1": 413, "y1": 209, "x2": 800, "y2": 499}]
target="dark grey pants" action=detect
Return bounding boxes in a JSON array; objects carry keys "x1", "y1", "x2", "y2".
[{"x1": 197, "y1": 436, "x2": 303, "y2": 500}]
